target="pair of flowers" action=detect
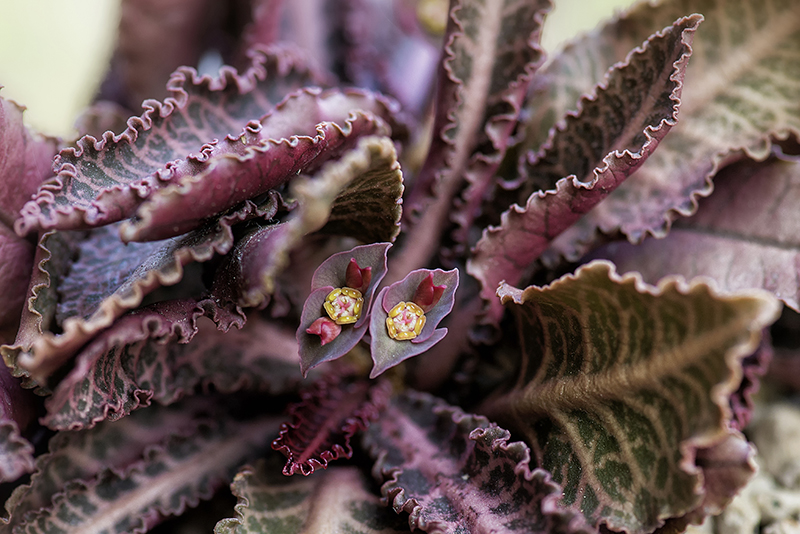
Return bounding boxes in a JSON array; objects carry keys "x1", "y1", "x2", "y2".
[{"x1": 297, "y1": 243, "x2": 458, "y2": 378}]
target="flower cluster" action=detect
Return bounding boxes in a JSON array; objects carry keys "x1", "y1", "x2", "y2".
[{"x1": 297, "y1": 243, "x2": 458, "y2": 378}]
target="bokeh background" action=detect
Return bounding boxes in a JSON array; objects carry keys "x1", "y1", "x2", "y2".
[{"x1": 0, "y1": 0, "x2": 637, "y2": 138}]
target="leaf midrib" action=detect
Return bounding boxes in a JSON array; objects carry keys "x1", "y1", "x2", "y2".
[{"x1": 513, "y1": 315, "x2": 756, "y2": 419}]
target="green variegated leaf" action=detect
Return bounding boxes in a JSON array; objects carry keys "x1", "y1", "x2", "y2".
[
  {"x1": 469, "y1": 15, "x2": 698, "y2": 323},
  {"x1": 482, "y1": 261, "x2": 780, "y2": 533},
  {"x1": 529, "y1": 0, "x2": 800, "y2": 262},
  {"x1": 10, "y1": 411, "x2": 280, "y2": 534},
  {"x1": 215, "y1": 457, "x2": 410, "y2": 534},
  {"x1": 362, "y1": 391, "x2": 592, "y2": 534}
]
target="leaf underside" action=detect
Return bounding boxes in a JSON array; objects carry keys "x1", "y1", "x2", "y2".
[{"x1": 590, "y1": 156, "x2": 800, "y2": 312}]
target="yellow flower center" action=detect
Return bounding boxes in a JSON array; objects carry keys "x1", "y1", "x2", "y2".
[
  {"x1": 323, "y1": 287, "x2": 364, "y2": 325},
  {"x1": 386, "y1": 301, "x2": 426, "y2": 340}
]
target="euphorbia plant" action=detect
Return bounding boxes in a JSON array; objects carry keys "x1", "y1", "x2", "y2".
[{"x1": 0, "y1": 0, "x2": 796, "y2": 533}]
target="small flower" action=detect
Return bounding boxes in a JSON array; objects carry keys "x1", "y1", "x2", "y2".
[
  {"x1": 369, "y1": 268, "x2": 459, "y2": 378},
  {"x1": 324, "y1": 287, "x2": 364, "y2": 325},
  {"x1": 386, "y1": 301, "x2": 426, "y2": 340}
]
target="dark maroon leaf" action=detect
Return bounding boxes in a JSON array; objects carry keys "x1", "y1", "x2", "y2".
[
  {"x1": 393, "y1": 0, "x2": 551, "y2": 279},
  {"x1": 272, "y1": 375, "x2": 391, "y2": 476},
  {"x1": 1, "y1": 231, "x2": 77, "y2": 390},
  {"x1": 120, "y1": 89, "x2": 404, "y2": 242},
  {"x1": 17, "y1": 198, "x2": 271, "y2": 385},
  {"x1": 588, "y1": 156, "x2": 800, "y2": 312},
  {"x1": 15, "y1": 46, "x2": 324, "y2": 236},
  {"x1": 0, "y1": 365, "x2": 35, "y2": 483},
  {"x1": 42, "y1": 302, "x2": 306, "y2": 430},
  {"x1": 0, "y1": 225, "x2": 35, "y2": 343}
]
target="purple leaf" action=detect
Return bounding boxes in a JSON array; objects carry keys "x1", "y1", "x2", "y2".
[
  {"x1": 14, "y1": 46, "x2": 324, "y2": 236},
  {"x1": 109, "y1": 0, "x2": 232, "y2": 108},
  {"x1": 120, "y1": 89, "x2": 405, "y2": 242},
  {"x1": 0, "y1": 96, "x2": 59, "y2": 230},
  {"x1": 0, "y1": 224, "x2": 35, "y2": 343},
  {"x1": 589, "y1": 156, "x2": 800, "y2": 312},
  {"x1": 362, "y1": 391, "x2": 593, "y2": 534},
  {"x1": 298, "y1": 242, "x2": 390, "y2": 375},
  {"x1": 10, "y1": 406, "x2": 281, "y2": 534},
  {"x1": 272, "y1": 374, "x2": 391, "y2": 476},
  {"x1": 368, "y1": 268, "x2": 458, "y2": 379},
  {"x1": 17, "y1": 198, "x2": 268, "y2": 385},
  {"x1": 42, "y1": 301, "x2": 308, "y2": 431},
  {"x1": 468, "y1": 15, "x2": 699, "y2": 323},
  {"x1": 394, "y1": 0, "x2": 551, "y2": 278},
  {"x1": 533, "y1": 0, "x2": 800, "y2": 260}
]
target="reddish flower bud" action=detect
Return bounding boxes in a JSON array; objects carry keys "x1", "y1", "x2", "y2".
[
  {"x1": 412, "y1": 273, "x2": 446, "y2": 312},
  {"x1": 345, "y1": 258, "x2": 372, "y2": 292},
  {"x1": 306, "y1": 317, "x2": 342, "y2": 345}
]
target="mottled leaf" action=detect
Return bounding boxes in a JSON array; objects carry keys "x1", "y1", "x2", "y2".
[
  {"x1": 120, "y1": 89, "x2": 404, "y2": 242},
  {"x1": 394, "y1": 0, "x2": 550, "y2": 278},
  {"x1": 12, "y1": 415, "x2": 279, "y2": 534},
  {"x1": 482, "y1": 261, "x2": 780, "y2": 533},
  {"x1": 1, "y1": 231, "x2": 77, "y2": 390},
  {"x1": 0, "y1": 95, "x2": 60, "y2": 230},
  {"x1": 272, "y1": 375, "x2": 391, "y2": 476},
  {"x1": 229, "y1": 136, "x2": 402, "y2": 309},
  {"x1": 17, "y1": 199, "x2": 266, "y2": 384},
  {"x1": 469, "y1": 15, "x2": 698, "y2": 322},
  {"x1": 41, "y1": 297, "x2": 281, "y2": 430},
  {"x1": 298, "y1": 243, "x2": 390, "y2": 375},
  {"x1": 589, "y1": 157, "x2": 800, "y2": 312},
  {"x1": 531, "y1": 0, "x2": 800, "y2": 261},
  {"x1": 362, "y1": 390, "x2": 593, "y2": 534},
  {"x1": 15, "y1": 46, "x2": 323, "y2": 235},
  {"x1": 42, "y1": 304, "x2": 302, "y2": 430},
  {"x1": 215, "y1": 458, "x2": 410, "y2": 534},
  {"x1": 369, "y1": 268, "x2": 459, "y2": 378},
  {"x1": 3, "y1": 399, "x2": 218, "y2": 528}
]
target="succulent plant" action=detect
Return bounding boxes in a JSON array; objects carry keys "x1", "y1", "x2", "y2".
[{"x1": 1, "y1": 0, "x2": 797, "y2": 533}]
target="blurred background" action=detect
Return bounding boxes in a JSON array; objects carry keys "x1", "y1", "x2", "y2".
[{"x1": 0, "y1": 0, "x2": 638, "y2": 138}]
